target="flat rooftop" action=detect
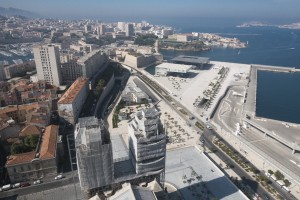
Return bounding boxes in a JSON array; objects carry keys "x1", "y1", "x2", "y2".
[
  {"x1": 166, "y1": 147, "x2": 248, "y2": 200},
  {"x1": 77, "y1": 49, "x2": 103, "y2": 64},
  {"x1": 156, "y1": 63, "x2": 192, "y2": 72},
  {"x1": 58, "y1": 78, "x2": 88, "y2": 104},
  {"x1": 171, "y1": 55, "x2": 210, "y2": 64},
  {"x1": 111, "y1": 134, "x2": 129, "y2": 162}
]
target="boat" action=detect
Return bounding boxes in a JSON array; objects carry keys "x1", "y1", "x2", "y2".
[{"x1": 0, "y1": 50, "x2": 12, "y2": 57}]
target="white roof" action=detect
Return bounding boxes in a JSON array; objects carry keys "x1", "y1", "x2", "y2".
[{"x1": 156, "y1": 63, "x2": 192, "y2": 73}]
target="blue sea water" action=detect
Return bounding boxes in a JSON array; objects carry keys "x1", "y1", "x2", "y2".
[
  {"x1": 256, "y1": 71, "x2": 300, "y2": 124},
  {"x1": 154, "y1": 20, "x2": 300, "y2": 124}
]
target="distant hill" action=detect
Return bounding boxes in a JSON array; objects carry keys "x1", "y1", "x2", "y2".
[{"x1": 0, "y1": 7, "x2": 39, "y2": 18}]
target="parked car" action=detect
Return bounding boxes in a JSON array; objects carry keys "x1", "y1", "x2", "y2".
[
  {"x1": 33, "y1": 180, "x2": 41, "y2": 185},
  {"x1": 54, "y1": 174, "x2": 65, "y2": 180},
  {"x1": 206, "y1": 125, "x2": 212, "y2": 130},
  {"x1": 12, "y1": 183, "x2": 20, "y2": 189},
  {"x1": 20, "y1": 182, "x2": 30, "y2": 188},
  {"x1": 1, "y1": 184, "x2": 11, "y2": 191}
]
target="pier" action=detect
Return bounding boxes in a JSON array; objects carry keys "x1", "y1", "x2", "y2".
[{"x1": 252, "y1": 64, "x2": 300, "y2": 73}]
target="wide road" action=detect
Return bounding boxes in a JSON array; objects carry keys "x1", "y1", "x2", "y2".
[
  {"x1": 201, "y1": 128, "x2": 276, "y2": 200},
  {"x1": 0, "y1": 172, "x2": 79, "y2": 199},
  {"x1": 214, "y1": 85, "x2": 300, "y2": 184}
]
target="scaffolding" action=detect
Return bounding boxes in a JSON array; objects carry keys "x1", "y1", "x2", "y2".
[{"x1": 75, "y1": 117, "x2": 114, "y2": 197}]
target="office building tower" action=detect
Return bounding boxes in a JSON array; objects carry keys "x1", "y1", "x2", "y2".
[
  {"x1": 97, "y1": 24, "x2": 106, "y2": 36},
  {"x1": 33, "y1": 45, "x2": 62, "y2": 86},
  {"x1": 125, "y1": 23, "x2": 134, "y2": 37},
  {"x1": 128, "y1": 107, "x2": 166, "y2": 174}
]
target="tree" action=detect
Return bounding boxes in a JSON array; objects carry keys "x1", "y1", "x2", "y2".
[
  {"x1": 94, "y1": 79, "x2": 106, "y2": 96},
  {"x1": 24, "y1": 135, "x2": 39, "y2": 149},
  {"x1": 134, "y1": 34, "x2": 158, "y2": 46},
  {"x1": 274, "y1": 170, "x2": 285, "y2": 180},
  {"x1": 284, "y1": 179, "x2": 291, "y2": 187},
  {"x1": 11, "y1": 143, "x2": 31, "y2": 154},
  {"x1": 268, "y1": 169, "x2": 274, "y2": 174}
]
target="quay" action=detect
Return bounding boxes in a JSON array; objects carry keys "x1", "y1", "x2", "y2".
[{"x1": 252, "y1": 64, "x2": 300, "y2": 73}]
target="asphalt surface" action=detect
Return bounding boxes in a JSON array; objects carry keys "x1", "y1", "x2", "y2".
[{"x1": 0, "y1": 172, "x2": 79, "y2": 199}]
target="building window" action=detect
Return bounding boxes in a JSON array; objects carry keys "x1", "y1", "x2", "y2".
[{"x1": 20, "y1": 166, "x2": 24, "y2": 172}]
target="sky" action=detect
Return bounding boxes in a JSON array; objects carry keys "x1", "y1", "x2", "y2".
[{"x1": 1, "y1": 0, "x2": 300, "y2": 23}]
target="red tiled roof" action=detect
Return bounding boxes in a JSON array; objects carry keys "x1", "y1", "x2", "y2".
[
  {"x1": 58, "y1": 78, "x2": 88, "y2": 104},
  {"x1": 19, "y1": 125, "x2": 42, "y2": 137},
  {"x1": 6, "y1": 151, "x2": 36, "y2": 166},
  {"x1": 39, "y1": 125, "x2": 58, "y2": 160}
]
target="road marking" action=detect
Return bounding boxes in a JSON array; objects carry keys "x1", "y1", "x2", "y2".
[{"x1": 290, "y1": 160, "x2": 297, "y2": 165}]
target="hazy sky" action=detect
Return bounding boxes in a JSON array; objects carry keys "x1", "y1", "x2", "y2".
[{"x1": 1, "y1": 0, "x2": 300, "y2": 22}]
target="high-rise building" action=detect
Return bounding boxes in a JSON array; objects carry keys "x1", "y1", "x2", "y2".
[
  {"x1": 97, "y1": 24, "x2": 106, "y2": 36},
  {"x1": 125, "y1": 23, "x2": 134, "y2": 37},
  {"x1": 75, "y1": 117, "x2": 114, "y2": 198},
  {"x1": 128, "y1": 107, "x2": 166, "y2": 174},
  {"x1": 117, "y1": 22, "x2": 126, "y2": 31},
  {"x1": 33, "y1": 45, "x2": 62, "y2": 86},
  {"x1": 84, "y1": 24, "x2": 92, "y2": 33}
]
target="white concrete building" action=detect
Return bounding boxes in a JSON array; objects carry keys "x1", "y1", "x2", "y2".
[
  {"x1": 176, "y1": 34, "x2": 193, "y2": 42},
  {"x1": 77, "y1": 50, "x2": 108, "y2": 79},
  {"x1": 33, "y1": 45, "x2": 62, "y2": 86},
  {"x1": 117, "y1": 22, "x2": 126, "y2": 31},
  {"x1": 58, "y1": 78, "x2": 89, "y2": 125},
  {"x1": 155, "y1": 63, "x2": 192, "y2": 76},
  {"x1": 124, "y1": 53, "x2": 162, "y2": 68},
  {"x1": 121, "y1": 82, "x2": 150, "y2": 104},
  {"x1": 128, "y1": 107, "x2": 166, "y2": 174}
]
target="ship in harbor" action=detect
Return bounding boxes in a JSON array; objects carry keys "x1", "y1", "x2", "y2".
[
  {"x1": 0, "y1": 50, "x2": 13, "y2": 57},
  {"x1": 9, "y1": 49, "x2": 28, "y2": 56}
]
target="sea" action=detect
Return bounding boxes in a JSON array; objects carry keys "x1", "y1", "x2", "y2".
[{"x1": 150, "y1": 19, "x2": 300, "y2": 124}]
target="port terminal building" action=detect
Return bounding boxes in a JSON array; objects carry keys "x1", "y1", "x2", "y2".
[{"x1": 171, "y1": 55, "x2": 210, "y2": 69}]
